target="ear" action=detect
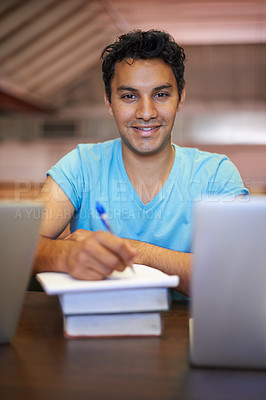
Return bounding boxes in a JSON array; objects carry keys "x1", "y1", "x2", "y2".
[
  {"x1": 104, "y1": 92, "x2": 114, "y2": 116},
  {"x1": 177, "y1": 86, "x2": 186, "y2": 112}
]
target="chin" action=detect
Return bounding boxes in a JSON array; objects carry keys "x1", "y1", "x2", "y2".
[
  {"x1": 131, "y1": 144, "x2": 166, "y2": 157},
  {"x1": 121, "y1": 133, "x2": 171, "y2": 156}
]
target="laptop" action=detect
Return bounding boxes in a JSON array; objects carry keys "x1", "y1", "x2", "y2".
[
  {"x1": 0, "y1": 201, "x2": 43, "y2": 344},
  {"x1": 189, "y1": 196, "x2": 266, "y2": 369}
]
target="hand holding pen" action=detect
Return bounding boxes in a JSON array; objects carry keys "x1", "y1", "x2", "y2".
[{"x1": 96, "y1": 201, "x2": 135, "y2": 273}]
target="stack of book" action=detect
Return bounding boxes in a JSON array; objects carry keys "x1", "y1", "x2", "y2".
[{"x1": 37, "y1": 264, "x2": 179, "y2": 338}]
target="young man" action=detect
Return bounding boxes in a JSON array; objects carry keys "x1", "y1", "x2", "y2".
[{"x1": 34, "y1": 30, "x2": 248, "y2": 297}]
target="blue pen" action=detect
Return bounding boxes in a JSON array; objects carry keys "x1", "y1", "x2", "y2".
[
  {"x1": 96, "y1": 201, "x2": 135, "y2": 273},
  {"x1": 96, "y1": 201, "x2": 114, "y2": 233}
]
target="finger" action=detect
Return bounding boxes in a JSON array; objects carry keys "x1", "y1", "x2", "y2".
[
  {"x1": 69, "y1": 243, "x2": 114, "y2": 277},
  {"x1": 70, "y1": 266, "x2": 106, "y2": 281},
  {"x1": 65, "y1": 229, "x2": 92, "y2": 242},
  {"x1": 94, "y1": 231, "x2": 137, "y2": 265},
  {"x1": 82, "y1": 239, "x2": 126, "y2": 273}
]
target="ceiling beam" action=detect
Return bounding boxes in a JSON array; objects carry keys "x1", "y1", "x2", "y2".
[
  {"x1": 0, "y1": 0, "x2": 56, "y2": 42},
  {"x1": 8, "y1": 10, "x2": 108, "y2": 83},
  {"x1": 0, "y1": 80, "x2": 54, "y2": 114},
  {"x1": 35, "y1": 30, "x2": 116, "y2": 97},
  {"x1": 100, "y1": 0, "x2": 130, "y2": 32},
  {"x1": 0, "y1": 0, "x2": 95, "y2": 67}
]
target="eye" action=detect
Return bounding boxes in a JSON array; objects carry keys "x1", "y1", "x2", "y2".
[
  {"x1": 154, "y1": 92, "x2": 170, "y2": 99},
  {"x1": 121, "y1": 93, "x2": 137, "y2": 101}
]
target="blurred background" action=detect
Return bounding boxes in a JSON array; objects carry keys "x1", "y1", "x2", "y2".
[{"x1": 0, "y1": 0, "x2": 265, "y2": 200}]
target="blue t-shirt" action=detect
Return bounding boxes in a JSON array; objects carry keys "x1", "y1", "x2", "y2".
[
  {"x1": 48, "y1": 139, "x2": 248, "y2": 301},
  {"x1": 48, "y1": 138, "x2": 248, "y2": 254}
]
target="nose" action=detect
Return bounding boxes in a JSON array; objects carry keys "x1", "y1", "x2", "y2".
[{"x1": 135, "y1": 97, "x2": 158, "y2": 121}]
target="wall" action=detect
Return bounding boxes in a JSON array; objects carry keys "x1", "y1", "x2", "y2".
[{"x1": 0, "y1": 139, "x2": 266, "y2": 200}]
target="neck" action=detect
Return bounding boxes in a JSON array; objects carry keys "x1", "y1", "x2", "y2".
[{"x1": 122, "y1": 142, "x2": 175, "y2": 204}]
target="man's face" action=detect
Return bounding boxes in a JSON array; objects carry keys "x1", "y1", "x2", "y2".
[{"x1": 105, "y1": 58, "x2": 185, "y2": 157}]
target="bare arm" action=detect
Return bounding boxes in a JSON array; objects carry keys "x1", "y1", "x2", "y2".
[
  {"x1": 34, "y1": 177, "x2": 190, "y2": 289},
  {"x1": 63, "y1": 232, "x2": 191, "y2": 295},
  {"x1": 125, "y1": 239, "x2": 191, "y2": 296},
  {"x1": 34, "y1": 176, "x2": 136, "y2": 279}
]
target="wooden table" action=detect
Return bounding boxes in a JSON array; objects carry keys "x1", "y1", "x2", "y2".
[{"x1": 1, "y1": 292, "x2": 266, "y2": 400}]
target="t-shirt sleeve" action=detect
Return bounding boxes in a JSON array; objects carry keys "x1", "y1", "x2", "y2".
[
  {"x1": 47, "y1": 148, "x2": 84, "y2": 211},
  {"x1": 206, "y1": 158, "x2": 249, "y2": 198}
]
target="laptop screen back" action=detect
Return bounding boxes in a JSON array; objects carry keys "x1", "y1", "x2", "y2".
[
  {"x1": 190, "y1": 197, "x2": 266, "y2": 369},
  {"x1": 0, "y1": 201, "x2": 43, "y2": 344}
]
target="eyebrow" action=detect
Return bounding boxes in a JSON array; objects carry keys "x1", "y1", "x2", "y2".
[
  {"x1": 117, "y1": 86, "x2": 138, "y2": 92},
  {"x1": 117, "y1": 83, "x2": 173, "y2": 93},
  {"x1": 153, "y1": 84, "x2": 173, "y2": 91}
]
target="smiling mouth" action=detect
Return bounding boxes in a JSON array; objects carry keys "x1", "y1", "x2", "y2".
[{"x1": 132, "y1": 126, "x2": 160, "y2": 132}]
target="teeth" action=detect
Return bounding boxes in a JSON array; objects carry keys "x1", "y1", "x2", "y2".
[{"x1": 139, "y1": 127, "x2": 153, "y2": 131}]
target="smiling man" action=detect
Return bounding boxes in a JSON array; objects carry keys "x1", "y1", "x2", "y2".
[
  {"x1": 34, "y1": 30, "x2": 248, "y2": 297},
  {"x1": 105, "y1": 58, "x2": 183, "y2": 157}
]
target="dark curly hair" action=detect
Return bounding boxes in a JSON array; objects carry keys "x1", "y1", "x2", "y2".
[{"x1": 101, "y1": 29, "x2": 186, "y2": 103}]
